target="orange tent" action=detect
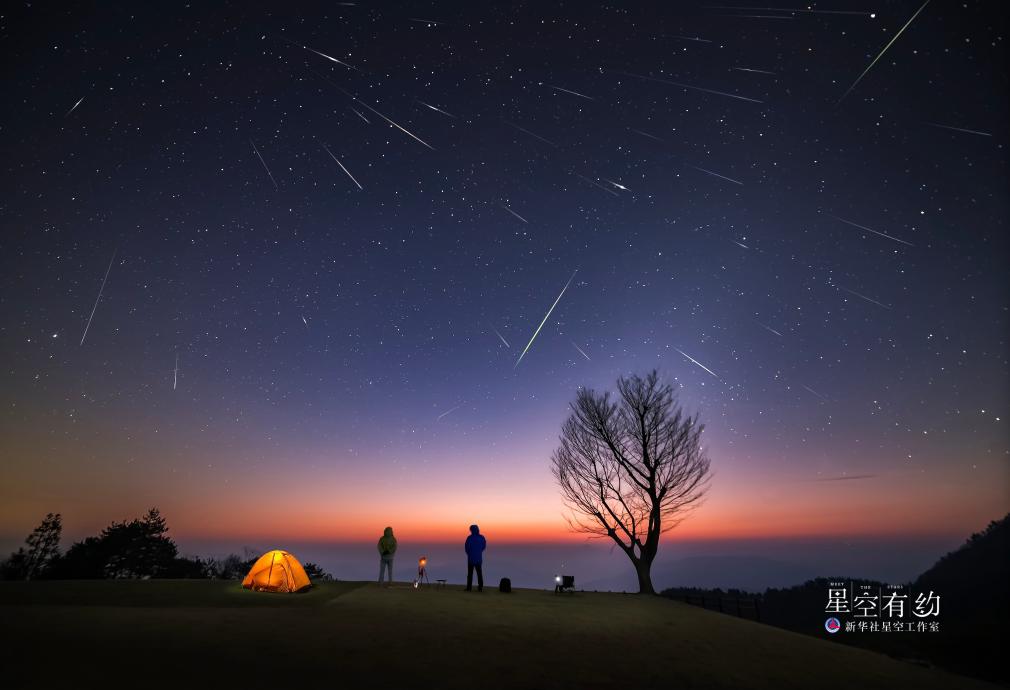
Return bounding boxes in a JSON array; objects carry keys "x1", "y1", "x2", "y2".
[{"x1": 242, "y1": 550, "x2": 312, "y2": 593}]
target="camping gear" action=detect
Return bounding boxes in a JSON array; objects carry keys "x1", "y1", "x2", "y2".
[
  {"x1": 554, "y1": 575, "x2": 575, "y2": 594},
  {"x1": 499, "y1": 577, "x2": 512, "y2": 593},
  {"x1": 242, "y1": 550, "x2": 312, "y2": 593}
]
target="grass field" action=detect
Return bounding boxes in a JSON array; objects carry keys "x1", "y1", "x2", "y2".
[{"x1": 0, "y1": 580, "x2": 999, "y2": 689}]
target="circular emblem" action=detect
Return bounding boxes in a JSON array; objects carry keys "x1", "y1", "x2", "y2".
[{"x1": 825, "y1": 617, "x2": 841, "y2": 633}]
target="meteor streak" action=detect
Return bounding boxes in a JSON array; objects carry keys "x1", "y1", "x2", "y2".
[
  {"x1": 80, "y1": 249, "x2": 117, "y2": 346},
  {"x1": 515, "y1": 270, "x2": 578, "y2": 368},
  {"x1": 489, "y1": 324, "x2": 511, "y2": 348},
  {"x1": 757, "y1": 322, "x2": 783, "y2": 337},
  {"x1": 837, "y1": 285, "x2": 892, "y2": 310},
  {"x1": 801, "y1": 384, "x2": 827, "y2": 400},
  {"x1": 250, "y1": 139, "x2": 278, "y2": 189},
  {"x1": 838, "y1": 0, "x2": 930, "y2": 103},
  {"x1": 173, "y1": 353, "x2": 179, "y2": 391},
  {"x1": 575, "y1": 173, "x2": 619, "y2": 196},
  {"x1": 302, "y1": 45, "x2": 358, "y2": 70},
  {"x1": 827, "y1": 214, "x2": 914, "y2": 247},
  {"x1": 416, "y1": 100, "x2": 457, "y2": 118},
  {"x1": 320, "y1": 142, "x2": 363, "y2": 190},
  {"x1": 547, "y1": 84, "x2": 594, "y2": 100},
  {"x1": 500, "y1": 204, "x2": 529, "y2": 224},
  {"x1": 571, "y1": 341, "x2": 591, "y2": 361},
  {"x1": 706, "y1": 5, "x2": 874, "y2": 15},
  {"x1": 504, "y1": 121, "x2": 559, "y2": 148},
  {"x1": 350, "y1": 108, "x2": 370, "y2": 123},
  {"x1": 629, "y1": 128, "x2": 665, "y2": 142},
  {"x1": 612, "y1": 69, "x2": 764, "y2": 104},
  {"x1": 924, "y1": 122, "x2": 992, "y2": 137},
  {"x1": 691, "y1": 166, "x2": 743, "y2": 185},
  {"x1": 340, "y1": 89, "x2": 436, "y2": 150},
  {"x1": 66, "y1": 96, "x2": 85, "y2": 117},
  {"x1": 437, "y1": 404, "x2": 461, "y2": 420},
  {"x1": 674, "y1": 348, "x2": 719, "y2": 378},
  {"x1": 732, "y1": 67, "x2": 777, "y2": 75}
]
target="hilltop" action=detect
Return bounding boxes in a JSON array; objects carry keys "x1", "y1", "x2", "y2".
[{"x1": 0, "y1": 579, "x2": 1000, "y2": 689}]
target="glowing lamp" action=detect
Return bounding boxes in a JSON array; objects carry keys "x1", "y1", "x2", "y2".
[
  {"x1": 554, "y1": 575, "x2": 575, "y2": 594},
  {"x1": 414, "y1": 555, "x2": 429, "y2": 588}
]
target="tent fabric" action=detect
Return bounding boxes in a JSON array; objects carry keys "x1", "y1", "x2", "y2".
[{"x1": 242, "y1": 550, "x2": 312, "y2": 593}]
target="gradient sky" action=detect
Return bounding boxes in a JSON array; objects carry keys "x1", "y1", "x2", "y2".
[{"x1": 0, "y1": 2, "x2": 1007, "y2": 552}]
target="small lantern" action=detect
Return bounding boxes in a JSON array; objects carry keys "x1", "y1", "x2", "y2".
[{"x1": 414, "y1": 556, "x2": 429, "y2": 588}]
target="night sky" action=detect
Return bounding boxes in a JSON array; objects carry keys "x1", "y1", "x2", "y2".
[{"x1": 1, "y1": 2, "x2": 1007, "y2": 551}]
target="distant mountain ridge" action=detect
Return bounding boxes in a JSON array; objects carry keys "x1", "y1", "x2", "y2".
[
  {"x1": 661, "y1": 513, "x2": 1010, "y2": 686},
  {"x1": 914, "y1": 513, "x2": 1009, "y2": 620}
]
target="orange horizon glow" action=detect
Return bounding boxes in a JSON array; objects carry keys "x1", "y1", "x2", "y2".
[
  {"x1": 8, "y1": 487, "x2": 997, "y2": 547},
  {"x1": 2, "y1": 435, "x2": 1006, "y2": 550},
  {"x1": 2, "y1": 469, "x2": 1006, "y2": 549}
]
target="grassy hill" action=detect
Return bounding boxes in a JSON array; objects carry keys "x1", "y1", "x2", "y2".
[
  {"x1": 0, "y1": 580, "x2": 1001, "y2": 689},
  {"x1": 662, "y1": 514, "x2": 1010, "y2": 685}
]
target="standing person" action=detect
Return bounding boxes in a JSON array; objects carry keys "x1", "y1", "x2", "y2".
[
  {"x1": 464, "y1": 524, "x2": 486, "y2": 592},
  {"x1": 377, "y1": 526, "x2": 397, "y2": 586}
]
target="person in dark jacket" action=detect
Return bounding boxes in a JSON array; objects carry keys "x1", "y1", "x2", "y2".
[
  {"x1": 464, "y1": 524, "x2": 486, "y2": 592},
  {"x1": 377, "y1": 526, "x2": 397, "y2": 586}
]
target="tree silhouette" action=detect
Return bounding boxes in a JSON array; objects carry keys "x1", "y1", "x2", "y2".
[
  {"x1": 54, "y1": 508, "x2": 178, "y2": 578},
  {"x1": 23, "y1": 513, "x2": 62, "y2": 580},
  {"x1": 1, "y1": 513, "x2": 62, "y2": 580},
  {"x1": 551, "y1": 370, "x2": 712, "y2": 594},
  {"x1": 303, "y1": 562, "x2": 333, "y2": 581}
]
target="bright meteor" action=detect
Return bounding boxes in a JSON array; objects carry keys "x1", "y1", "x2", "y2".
[
  {"x1": 674, "y1": 348, "x2": 719, "y2": 378},
  {"x1": 320, "y1": 142, "x2": 363, "y2": 190},
  {"x1": 515, "y1": 271, "x2": 578, "y2": 368},
  {"x1": 417, "y1": 100, "x2": 457, "y2": 118},
  {"x1": 65, "y1": 96, "x2": 85, "y2": 117},
  {"x1": 838, "y1": 0, "x2": 930, "y2": 103},
  {"x1": 339, "y1": 88, "x2": 436, "y2": 151},
  {"x1": 302, "y1": 45, "x2": 358, "y2": 71}
]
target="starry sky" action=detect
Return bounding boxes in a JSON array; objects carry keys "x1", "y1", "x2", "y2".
[{"x1": 1, "y1": 1, "x2": 1007, "y2": 551}]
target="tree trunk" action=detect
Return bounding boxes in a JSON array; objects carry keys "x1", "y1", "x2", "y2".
[{"x1": 634, "y1": 559, "x2": 656, "y2": 595}]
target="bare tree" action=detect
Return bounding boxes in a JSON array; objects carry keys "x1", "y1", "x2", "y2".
[{"x1": 551, "y1": 370, "x2": 712, "y2": 594}]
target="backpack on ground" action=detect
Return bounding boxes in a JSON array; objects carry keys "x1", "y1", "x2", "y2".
[{"x1": 499, "y1": 577, "x2": 511, "y2": 593}]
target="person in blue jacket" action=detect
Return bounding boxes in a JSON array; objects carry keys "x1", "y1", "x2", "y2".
[{"x1": 464, "y1": 524, "x2": 486, "y2": 592}]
